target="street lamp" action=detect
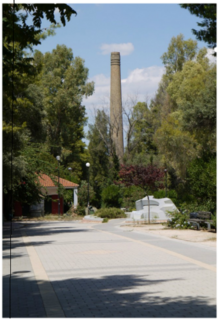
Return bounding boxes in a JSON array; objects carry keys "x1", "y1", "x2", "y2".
[
  {"x1": 86, "y1": 162, "x2": 90, "y2": 215},
  {"x1": 56, "y1": 156, "x2": 60, "y2": 215},
  {"x1": 164, "y1": 169, "x2": 168, "y2": 198}
]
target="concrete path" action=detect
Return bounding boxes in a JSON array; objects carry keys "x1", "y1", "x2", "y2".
[{"x1": 2, "y1": 219, "x2": 216, "y2": 318}]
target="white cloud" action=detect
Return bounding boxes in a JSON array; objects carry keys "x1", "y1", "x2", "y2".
[
  {"x1": 100, "y1": 43, "x2": 134, "y2": 56},
  {"x1": 206, "y1": 48, "x2": 217, "y2": 64},
  {"x1": 83, "y1": 65, "x2": 165, "y2": 123},
  {"x1": 82, "y1": 65, "x2": 164, "y2": 144}
]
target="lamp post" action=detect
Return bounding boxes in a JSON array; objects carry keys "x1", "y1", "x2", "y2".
[
  {"x1": 164, "y1": 169, "x2": 167, "y2": 197},
  {"x1": 56, "y1": 156, "x2": 60, "y2": 215},
  {"x1": 86, "y1": 162, "x2": 90, "y2": 215}
]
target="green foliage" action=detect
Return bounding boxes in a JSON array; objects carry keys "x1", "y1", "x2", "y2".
[
  {"x1": 102, "y1": 218, "x2": 109, "y2": 223},
  {"x1": 187, "y1": 156, "x2": 216, "y2": 210},
  {"x1": 95, "y1": 208, "x2": 126, "y2": 219},
  {"x1": 180, "y1": 4, "x2": 216, "y2": 48},
  {"x1": 153, "y1": 189, "x2": 178, "y2": 205},
  {"x1": 62, "y1": 189, "x2": 73, "y2": 204},
  {"x1": 212, "y1": 212, "x2": 218, "y2": 230},
  {"x1": 165, "y1": 209, "x2": 192, "y2": 229},
  {"x1": 122, "y1": 186, "x2": 145, "y2": 211},
  {"x1": 101, "y1": 185, "x2": 122, "y2": 208},
  {"x1": 87, "y1": 110, "x2": 111, "y2": 188},
  {"x1": 161, "y1": 34, "x2": 197, "y2": 79},
  {"x1": 39, "y1": 45, "x2": 94, "y2": 158},
  {"x1": 154, "y1": 105, "x2": 200, "y2": 179},
  {"x1": 127, "y1": 102, "x2": 156, "y2": 154},
  {"x1": 3, "y1": 3, "x2": 77, "y2": 215},
  {"x1": 75, "y1": 205, "x2": 86, "y2": 216},
  {"x1": 78, "y1": 180, "x2": 95, "y2": 208},
  {"x1": 166, "y1": 55, "x2": 216, "y2": 153},
  {"x1": 179, "y1": 201, "x2": 215, "y2": 216}
]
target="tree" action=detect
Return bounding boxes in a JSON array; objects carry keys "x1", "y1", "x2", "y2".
[
  {"x1": 130, "y1": 102, "x2": 157, "y2": 156},
  {"x1": 3, "y1": 4, "x2": 76, "y2": 109},
  {"x1": 3, "y1": 44, "x2": 46, "y2": 197},
  {"x1": 187, "y1": 155, "x2": 216, "y2": 213},
  {"x1": 153, "y1": 114, "x2": 199, "y2": 179},
  {"x1": 118, "y1": 164, "x2": 164, "y2": 194},
  {"x1": 87, "y1": 109, "x2": 120, "y2": 207},
  {"x1": 180, "y1": 4, "x2": 216, "y2": 49},
  {"x1": 161, "y1": 34, "x2": 197, "y2": 80},
  {"x1": 87, "y1": 110, "x2": 111, "y2": 187},
  {"x1": 38, "y1": 45, "x2": 94, "y2": 178},
  {"x1": 3, "y1": 4, "x2": 77, "y2": 216},
  {"x1": 77, "y1": 181, "x2": 95, "y2": 208},
  {"x1": 101, "y1": 185, "x2": 122, "y2": 208},
  {"x1": 151, "y1": 35, "x2": 216, "y2": 180},
  {"x1": 166, "y1": 49, "x2": 216, "y2": 154}
]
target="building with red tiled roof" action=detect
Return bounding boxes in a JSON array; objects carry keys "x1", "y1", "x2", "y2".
[
  {"x1": 14, "y1": 174, "x2": 79, "y2": 217},
  {"x1": 38, "y1": 173, "x2": 78, "y2": 191},
  {"x1": 38, "y1": 174, "x2": 79, "y2": 215}
]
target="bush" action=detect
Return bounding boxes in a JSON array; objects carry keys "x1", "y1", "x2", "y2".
[
  {"x1": 102, "y1": 218, "x2": 109, "y2": 223},
  {"x1": 95, "y1": 207, "x2": 126, "y2": 219},
  {"x1": 153, "y1": 189, "x2": 178, "y2": 205},
  {"x1": 75, "y1": 205, "x2": 86, "y2": 216},
  {"x1": 122, "y1": 186, "x2": 145, "y2": 211},
  {"x1": 178, "y1": 201, "x2": 215, "y2": 216},
  {"x1": 78, "y1": 181, "x2": 95, "y2": 207},
  {"x1": 165, "y1": 200, "x2": 216, "y2": 230},
  {"x1": 212, "y1": 213, "x2": 218, "y2": 230},
  {"x1": 101, "y1": 185, "x2": 122, "y2": 208},
  {"x1": 165, "y1": 209, "x2": 192, "y2": 229}
]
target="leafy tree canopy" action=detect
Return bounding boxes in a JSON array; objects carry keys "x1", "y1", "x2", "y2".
[
  {"x1": 118, "y1": 164, "x2": 165, "y2": 193},
  {"x1": 161, "y1": 34, "x2": 197, "y2": 80},
  {"x1": 180, "y1": 4, "x2": 216, "y2": 49}
]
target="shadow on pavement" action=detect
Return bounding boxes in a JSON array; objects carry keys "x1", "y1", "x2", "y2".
[{"x1": 3, "y1": 273, "x2": 216, "y2": 318}]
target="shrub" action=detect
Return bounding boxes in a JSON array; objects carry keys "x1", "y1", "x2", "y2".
[
  {"x1": 179, "y1": 200, "x2": 216, "y2": 216},
  {"x1": 102, "y1": 218, "x2": 109, "y2": 223},
  {"x1": 75, "y1": 205, "x2": 86, "y2": 216},
  {"x1": 122, "y1": 186, "x2": 145, "y2": 211},
  {"x1": 165, "y1": 209, "x2": 192, "y2": 229},
  {"x1": 95, "y1": 207, "x2": 126, "y2": 219},
  {"x1": 153, "y1": 189, "x2": 178, "y2": 205},
  {"x1": 101, "y1": 185, "x2": 122, "y2": 208},
  {"x1": 78, "y1": 180, "x2": 95, "y2": 207},
  {"x1": 165, "y1": 200, "x2": 216, "y2": 230},
  {"x1": 212, "y1": 213, "x2": 218, "y2": 230}
]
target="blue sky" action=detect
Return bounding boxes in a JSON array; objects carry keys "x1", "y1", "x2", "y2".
[{"x1": 21, "y1": 1, "x2": 216, "y2": 136}]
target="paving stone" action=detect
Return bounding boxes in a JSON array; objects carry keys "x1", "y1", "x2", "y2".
[{"x1": 2, "y1": 220, "x2": 216, "y2": 318}]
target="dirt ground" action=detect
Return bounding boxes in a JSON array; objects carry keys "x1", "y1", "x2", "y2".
[{"x1": 120, "y1": 223, "x2": 217, "y2": 248}]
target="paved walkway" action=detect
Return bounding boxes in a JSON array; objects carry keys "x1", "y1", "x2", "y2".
[{"x1": 2, "y1": 219, "x2": 216, "y2": 318}]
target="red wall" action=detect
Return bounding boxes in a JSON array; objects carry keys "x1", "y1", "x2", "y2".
[
  {"x1": 14, "y1": 201, "x2": 22, "y2": 217},
  {"x1": 51, "y1": 195, "x2": 63, "y2": 215}
]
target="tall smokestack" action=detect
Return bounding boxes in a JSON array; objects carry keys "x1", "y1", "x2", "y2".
[{"x1": 110, "y1": 52, "x2": 124, "y2": 161}]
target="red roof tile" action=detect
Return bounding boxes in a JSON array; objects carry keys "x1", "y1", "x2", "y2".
[{"x1": 38, "y1": 174, "x2": 78, "y2": 188}]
